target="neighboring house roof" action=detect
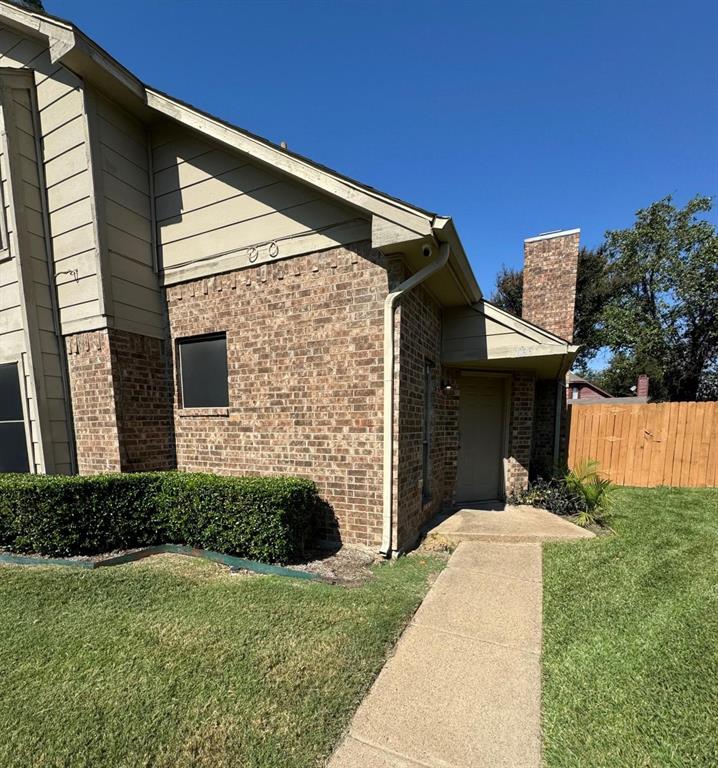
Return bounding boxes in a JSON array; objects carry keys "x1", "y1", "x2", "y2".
[
  {"x1": 566, "y1": 372, "x2": 613, "y2": 398},
  {"x1": 0, "y1": 0, "x2": 480, "y2": 304}
]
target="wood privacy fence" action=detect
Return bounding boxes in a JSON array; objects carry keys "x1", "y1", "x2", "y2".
[{"x1": 567, "y1": 401, "x2": 718, "y2": 488}]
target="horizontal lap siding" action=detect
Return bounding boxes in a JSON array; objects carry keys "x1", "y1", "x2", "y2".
[
  {"x1": 151, "y1": 123, "x2": 369, "y2": 281},
  {"x1": 0, "y1": 23, "x2": 101, "y2": 333},
  {"x1": 1, "y1": 83, "x2": 72, "y2": 472},
  {"x1": 95, "y1": 94, "x2": 164, "y2": 338}
]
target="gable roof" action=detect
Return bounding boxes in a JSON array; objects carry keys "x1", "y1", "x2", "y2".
[
  {"x1": 566, "y1": 373, "x2": 613, "y2": 397},
  {"x1": 0, "y1": 0, "x2": 481, "y2": 303}
]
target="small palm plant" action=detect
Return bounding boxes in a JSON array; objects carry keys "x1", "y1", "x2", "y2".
[{"x1": 564, "y1": 460, "x2": 615, "y2": 527}]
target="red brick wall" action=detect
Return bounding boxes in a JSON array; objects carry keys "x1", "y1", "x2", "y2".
[
  {"x1": 505, "y1": 371, "x2": 535, "y2": 494},
  {"x1": 522, "y1": 231, "x2": 579, "y2": 341},
  {"x1": 393, "y1": 277, "x2": 445, "y2": 549},
  {"x1": 66, "y1": 328, "x2": 175, "y2": 474},
  {"x1": 66, "y1": 330, "x2": 122, "y2": 474},
  {"x1": 532, "y1": 379, "x2": 558, "y2": 478},
  {"x1": 437, "y1": 367, "x2": 460, "y2": 509},
  {"x1": 165, "y1": 241, "x2": 387, "y2": 546},
  {"x1": 110, "y1": 330, "x2": 175, "y2": 472}
]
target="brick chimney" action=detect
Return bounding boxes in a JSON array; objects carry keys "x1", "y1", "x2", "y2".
[
  {"x1": 636, "y1": 374, "x2": 649, "y2": 398},
  {"x1": 522, "y1": 229, "x2": 580, "y2": 341}
]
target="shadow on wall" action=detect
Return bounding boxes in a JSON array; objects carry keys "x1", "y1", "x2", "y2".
[{"x1": 152, "y1": 140, "x2": 368, "y2": 273}]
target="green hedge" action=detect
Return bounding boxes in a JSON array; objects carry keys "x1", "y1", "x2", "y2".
[{"x1": 0, "y1": 472, "x2": 318, "y2": 563}]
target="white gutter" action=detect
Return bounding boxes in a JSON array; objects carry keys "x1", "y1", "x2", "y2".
[{"x1": 380, "y1": 242, "x2": 450, "y2": 556}]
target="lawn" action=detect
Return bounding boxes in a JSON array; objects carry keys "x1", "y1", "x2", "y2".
[
  {"x1": 0, "y1": 553, "x2": 443, "y2": 768},
  {"x1": 543, "y1": 487, "x2": 718, "y2": 768}
]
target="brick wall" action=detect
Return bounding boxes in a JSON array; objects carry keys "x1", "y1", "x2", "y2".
[
  {"x1": 438, "y1": 367, "x2": 460, "y2": 509},
  {"x1": 393, "y1": 276, "x2": 444, "y2": 550},
  {"x1": 165, "y1": 241, "x2": 387, "y2": 547},
  {"x1": 522, "y1": 230, "x2": 579, "y2": 341},
  {"x1": 66, "y1": 330, "x2": 122, "y2": 473},
  {"x1": 111, "y1": 330, "x2": 175, "y2": 472},
  {"x1": 532, "y1": 379, "x2": 558, "y2": 478},
  {"x1": 505, "y1": 371, "x2": 535, "y2": 494},
  {"x1": 66, "y1": 328, "x2": 175, "y2": 474}
]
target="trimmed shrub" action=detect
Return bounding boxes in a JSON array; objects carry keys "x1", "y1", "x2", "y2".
[{"x1": 0, "y1": 472, "x2": 318, "y2": 562}]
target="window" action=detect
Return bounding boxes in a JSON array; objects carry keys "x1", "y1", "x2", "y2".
[
  {"x1": 178, "y1": 333, "x2": 229, "y2": 408},
  {"x1": 422, "y1": 360, "x2": 434, "y2": 503},
  {"x1": 0, "y1": 362, "x2": 30, "y2": 472}
]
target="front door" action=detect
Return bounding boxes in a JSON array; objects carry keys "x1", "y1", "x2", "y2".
[{"x1": 455, "y1": 375, "x2": 507, "y2": 502}]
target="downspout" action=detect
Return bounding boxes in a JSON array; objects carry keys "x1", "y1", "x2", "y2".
[{"x1": 380, "y1": 242, "x2": 450, "y2": 556}]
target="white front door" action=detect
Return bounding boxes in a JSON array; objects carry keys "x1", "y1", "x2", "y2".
[{"x1": 455, "y1": 375, "x2": 507, "y2": 502}]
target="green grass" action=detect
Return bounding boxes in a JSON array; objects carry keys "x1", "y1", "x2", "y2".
[
  {"x1": 543, "y1": 487, "x2": 718, "y2": 768},
  {"x1": 0, "y1": 553, "x2": 444, "y2": 768}
]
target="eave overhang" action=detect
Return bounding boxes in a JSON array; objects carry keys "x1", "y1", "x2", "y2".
[{"x1": 0, "y1": 0, "x2": 482, "y2": 308}]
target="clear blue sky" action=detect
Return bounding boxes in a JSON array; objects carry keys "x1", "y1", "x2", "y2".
[{"x1": 50, "y1": 0, "x2": 718, "y2": 294}]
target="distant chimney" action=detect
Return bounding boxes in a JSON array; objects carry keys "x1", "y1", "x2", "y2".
[
  {"x1": 522, "y1": 229, "x2": 580, "y2": 341},
  {"x1": 637, "y1": 374, "x2": 649, "y2": 398}
]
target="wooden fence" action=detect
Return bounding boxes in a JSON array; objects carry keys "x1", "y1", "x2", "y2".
[{"x1": 567, "y1": 401, "x2": 718, "y2": 487}]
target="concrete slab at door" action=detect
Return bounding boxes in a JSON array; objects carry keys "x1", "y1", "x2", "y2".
[{"x1": 455, "y1": 375, "x2": 507, "y2": 502}]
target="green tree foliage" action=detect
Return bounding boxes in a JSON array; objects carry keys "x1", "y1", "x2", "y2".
[
  {"x1": 599, "y1": 195, "x2": 718, "y2": 401},
  {"x1": 490, "y1": 195, "x2": 718, "y2": 401},
  {"x1": 490, "y1": 265, "x2": 523, "y2": 316}
]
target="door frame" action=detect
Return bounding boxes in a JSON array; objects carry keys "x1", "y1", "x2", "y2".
[{"x1": 457, "y1": 371, "x2": 512, "y2": 501}]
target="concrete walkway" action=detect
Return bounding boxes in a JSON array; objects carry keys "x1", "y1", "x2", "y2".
[
  {"x1": 329, "y1": 508, "x2": 593, "y2": 767},
  {"x1": 427, "y1": 503, "x2": 595, "y2": 544},
  {"x1": 329, "y1": 541, "x2": 544, "y2": 767}
]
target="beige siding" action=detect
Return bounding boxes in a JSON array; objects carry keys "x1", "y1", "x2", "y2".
[
  {"x1": 93, "y1": 93, "x2": 164, "y2": 337},
  {"x1": 7, "y1": 85, "x2": 72, "y2": 472},
  {"x1": 151, "y1": 123, "x2": 369, "y2": 283},
  {"x1": 0, "y1": 23, "x2": 101, "y2": 333},
  {"x1": 0, "y1": 79, "x2": 74, "y2": 473},
  {"x1": 442, "y1": 303, "x2": 566, "y2": 363}
]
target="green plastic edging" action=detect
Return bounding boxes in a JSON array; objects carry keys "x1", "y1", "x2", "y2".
[{"x1": 0, "y1": 545, "x2": 320, "y2": 581}]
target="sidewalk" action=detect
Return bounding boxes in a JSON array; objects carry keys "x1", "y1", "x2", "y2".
[{"x1": 329, "y1": 541, "x2": 544, "y2": 767}]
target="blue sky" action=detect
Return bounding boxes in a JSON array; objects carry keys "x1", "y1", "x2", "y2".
[{"x1": 50, "y1": 0, "x2": 718, "y2": 294}]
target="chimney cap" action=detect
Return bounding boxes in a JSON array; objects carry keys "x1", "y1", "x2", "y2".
[{"x1": 524, "y1": 228, "x2": 580, "y2": 244}]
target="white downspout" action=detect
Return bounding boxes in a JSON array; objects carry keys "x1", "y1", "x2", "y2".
[{"x1": 380, "y1": 242, "x2": 450, "y2": 556}]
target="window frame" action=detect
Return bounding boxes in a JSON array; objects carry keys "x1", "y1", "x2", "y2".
[
  {"x1": 0, "y1": 359, "x2": 31, "y2": 473},
  {"x1": 177, "y1": 331, "x2": 230, "y2": 411}
]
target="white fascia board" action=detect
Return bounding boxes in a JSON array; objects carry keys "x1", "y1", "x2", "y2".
[
  {"x1": 0, "y1": 1, "x2": 75, "y2": 63},
  {"x1": 482, "y1": 300, "x2": 574, "y2": 345},
  {"x1": 524, "y1": 228, "x2": 580, "y2": 244},
  {"x1": 432, "y1": 216, "x2": 482, "y2": 303},
  {"x1": 483, "y1": 342, "x2": 576, "y2": 361},
  {"x1": 146, "y1": 88, "x2": 434, "y2": 239}
]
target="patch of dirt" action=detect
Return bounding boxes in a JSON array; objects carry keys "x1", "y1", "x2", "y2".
[
  {"x1": 286, "y1": 545, "x2": 381, "y2": 586},
  {"x1": 417, "y1": 533, "x2": 456, "y2": 554}
]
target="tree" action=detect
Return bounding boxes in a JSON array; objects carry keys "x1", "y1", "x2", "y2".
[
  {"x1": 490, "y1": 265, "x2": 523, "y2": 316},
  {"x1": 490, "y1": 195, "x2": 718, "y2": 401},
  {"x1": 490, "y1": 247, "x2": 613, "y2": 367},
  {"x1": 600, "y1": 195, "x2": 718, "y2": 401}
]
